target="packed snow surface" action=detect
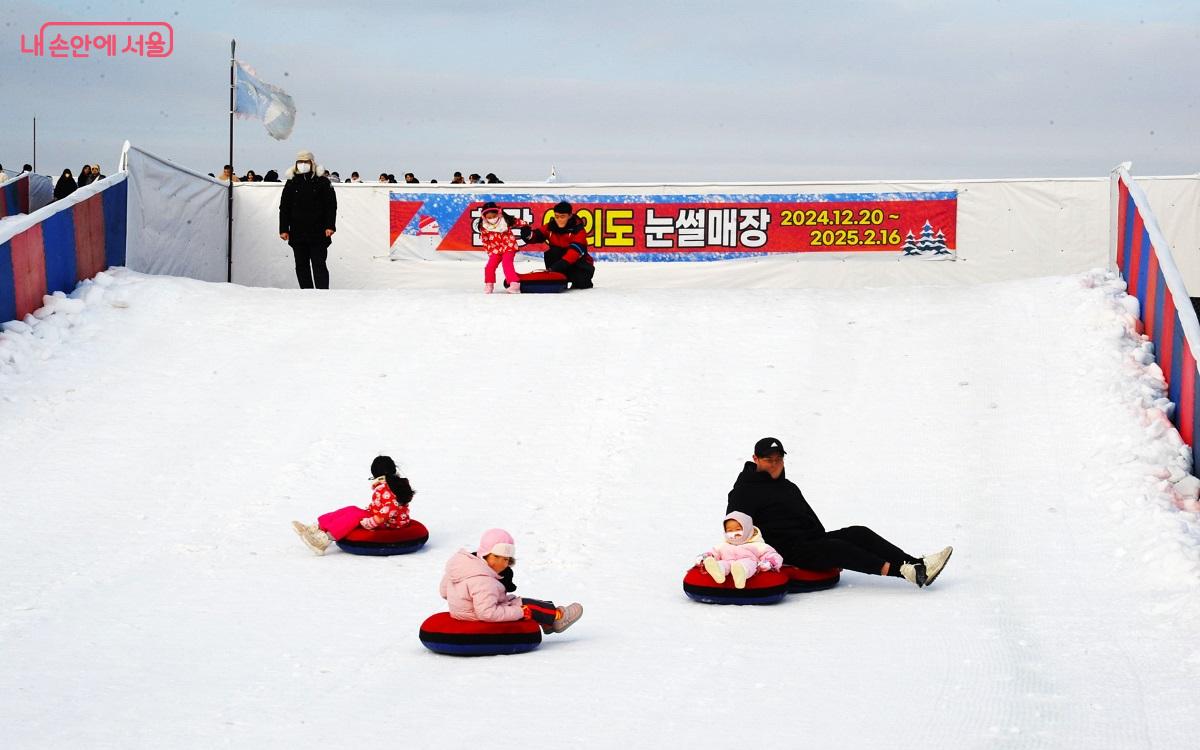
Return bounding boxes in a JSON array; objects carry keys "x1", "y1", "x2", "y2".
[{"x1": 3, "y1": 265, "x2": 1200, "y2": 749}]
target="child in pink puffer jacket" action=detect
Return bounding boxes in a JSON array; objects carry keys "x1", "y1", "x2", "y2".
[
  {"x1": 698, "y1": 511, "x2": 785, "y2": 589},
  {"x1": 439, "y1": 529, "x2": 583, "y2": 633}
]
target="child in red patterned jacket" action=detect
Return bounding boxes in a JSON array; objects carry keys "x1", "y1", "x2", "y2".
[
  {"x1": 478, "y1": 201, "x2": 529, "y2": 294},
  {"x1": 292, "y1": 455, "x2": 416, "y2": 555}
]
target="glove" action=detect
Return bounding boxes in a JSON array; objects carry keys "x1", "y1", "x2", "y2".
[
  {"x1": 695, "y1": 554, "x2": 712, "y2": 567},
  {"x1": 758, "y1": 560, "x2": 773, "y2": 571},
  {"x1": 518, "y1": 226, "x2": 533, "y2": 241},
  {"x1": 360, "y1": 516, "x2": 379, "y2": 530}
]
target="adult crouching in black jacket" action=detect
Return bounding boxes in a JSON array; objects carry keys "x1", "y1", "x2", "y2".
[
  {"x1": 726, "y1": 437, "x2": 953, "y2": 588},
  {"x1": 524, "y1": 201, "x2": 595, "y2": 290},
  {"x1": 279, "y1": 149, "x2": 337, "y2": 289}
]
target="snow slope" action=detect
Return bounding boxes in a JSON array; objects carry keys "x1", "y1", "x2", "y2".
[{"x1": 2, "y1": 265, "x2": 1199, "y2": 749}]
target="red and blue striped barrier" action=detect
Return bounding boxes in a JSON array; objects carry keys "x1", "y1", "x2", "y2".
[
  {"x1": 0, "y1": 176, "x2": 127, "y2": 324},
  {"x1": 0, "y1": 174, "x2": 31, "y2": 218},
  {"x1": 1114, "y1": 168, "x2": 1200, "y2": 470}
]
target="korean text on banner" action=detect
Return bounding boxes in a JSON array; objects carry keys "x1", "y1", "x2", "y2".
[{"x1": 387, "y1": 191, "x2": 957, "y2": 261}]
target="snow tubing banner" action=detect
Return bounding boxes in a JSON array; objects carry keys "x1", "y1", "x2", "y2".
[
  {"x1": 1114, "y1": 169, "x2": 1200, "y2": 473},
  {"x1": 0, "y1": 174, "x2": 31, "y2": 218},
  {"x1": 389, "y1": 191, "x2": 957, "y2": 262},
  {"x1": 0, "y1": 176, "x2": 127, "y2": 324}
]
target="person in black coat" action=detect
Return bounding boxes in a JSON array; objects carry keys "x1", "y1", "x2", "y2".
[
  {"x1": 726, "y1": 437, "x2": 953, "y2": 587},
  {"x1": 53, "y1": 169, "x2": 77, "y2": 200},
  {"x1": 279, "y1": 149, "x2": 337, "y2": 289}
]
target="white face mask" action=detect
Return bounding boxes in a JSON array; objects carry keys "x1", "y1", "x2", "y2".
[
  {"x1": 296, "y1": 162, "x2": 312, "y2": 174},
  {"x1": 725, "y1": 531, "x2": 742, "y2": 542}
]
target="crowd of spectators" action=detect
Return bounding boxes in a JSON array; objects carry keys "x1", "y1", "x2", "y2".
[
  {"x1": 0, "y1": 162, "x2": 30, "y2": 184},
  {"x1": 212, "y1": 166, "x2": 504, "y2": 185},
  {"x1": 47, "y1": 162, "x2": 107, "y2": 201},
  {"x1": 0, "y1": 160, "x2": 110, "y2": 202},
  {"x1": 4, "y1": 157, "x2": 504, "y2": 197}
]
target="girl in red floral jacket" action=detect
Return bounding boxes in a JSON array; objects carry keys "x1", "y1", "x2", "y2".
[
  {"x1": 478, "y1": 201, "x2": 529, "y2": 294},
  {"x1": 292, "y1": 455, "x2": 416, "y2": 555}
]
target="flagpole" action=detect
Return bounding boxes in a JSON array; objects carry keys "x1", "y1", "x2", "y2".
[{"x1": 227, "y1": 39, "x2": 235, "y2": 283}]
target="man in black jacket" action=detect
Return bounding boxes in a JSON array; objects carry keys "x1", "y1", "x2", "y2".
[
  {"x1": 727, "y1": 437, "x2": 953, "y2": 587},
  {"x1": 279, "y1": 150, "x2": 337, "y2": 289}
]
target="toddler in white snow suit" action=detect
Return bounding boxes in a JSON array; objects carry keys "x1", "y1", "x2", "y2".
[
  {"x1": 698, "y1": 511, "x2": 785, "y2": 589},
  {"x1": 292, "y1": 455, "x2": 416, "y2": 555}
]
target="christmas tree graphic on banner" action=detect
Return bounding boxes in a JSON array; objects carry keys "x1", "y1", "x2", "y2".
[{"x1": 901, "y1": 220, "x2": 954, "y2": 259}]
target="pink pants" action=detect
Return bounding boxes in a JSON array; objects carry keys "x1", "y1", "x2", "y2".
[
  {"x1": 484, "y1": 251, "x2": 518, "y2": 283},
  {"x1": 317, "y1": 506, "x2": 369, "y2": 540},
  {"x1": 712, "y1": 559, "x2": 759, "y2": 581}
]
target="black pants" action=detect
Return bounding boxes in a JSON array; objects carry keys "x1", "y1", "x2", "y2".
[
  {"x1": 520, "y1": 597, "x2": 558, "y2": 625},
  {"x1": 292, "y1": 243, "x2": 329, "y2": 289},
  {"x1": 777, "y1": 525, "x2": 919, "y2": 576},
  {"x1": 566, "y1": 263, "x2": 595, "y2": 289}
]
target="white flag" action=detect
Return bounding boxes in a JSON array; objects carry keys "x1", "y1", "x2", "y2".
[{"x1": 233, "y1": 61, "x2": 296, "y2": 141}]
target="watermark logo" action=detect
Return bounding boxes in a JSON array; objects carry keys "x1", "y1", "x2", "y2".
[{"x1": 20, "y1": 21, "x2": 174, "y2": 58}]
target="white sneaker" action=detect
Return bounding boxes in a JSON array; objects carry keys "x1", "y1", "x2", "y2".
[
  {"x1": 292, "y1": 521, "x2": 330, "y2": 555},
  {"x1": 551, "y1": 602, "x2": 583, "y2": 633},
  {"x1": 899, "y1": 562, "x2": 927, "y2": 587},
  {"x1": 484, "y1": 282, "x2": 494, "y2": 294},
  {"x1": 730, "y1": 561, "x2": 749, "y2": 589},
  {"x1": 921, "y1": 546, "x2": 954, "y2": 587},
  {"x1": 507, "y1": 281, "x2": 521, "y2": 294},
  {"x1": 703, "y1": 556, "x2": 726, "y2": 584}
]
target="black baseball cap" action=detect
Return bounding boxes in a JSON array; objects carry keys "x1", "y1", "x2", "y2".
[{"x1": 754, "y1": 437, "x2": 786, "y2": 457}]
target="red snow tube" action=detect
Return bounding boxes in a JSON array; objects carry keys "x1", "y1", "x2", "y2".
[
  {"x1": 335, "y1": 520, "x2": 429, "y2": 556},
  {"x1": 682, "y1": 566, "x2": 789, "y2": 605},
  {"x1": 505, "y1": 270, "x2": 567, "y2": 294},
  {"x1": 780, "y1": 565, "x2": 841, "y2": 593},
  {"x1": 418, "y1": 612, "x2": 543, "y2": 656}
]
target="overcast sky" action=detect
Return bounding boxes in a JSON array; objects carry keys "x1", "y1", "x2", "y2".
[{"x1": 2, "y1": 0, "x2": 1197, "y2": 182}]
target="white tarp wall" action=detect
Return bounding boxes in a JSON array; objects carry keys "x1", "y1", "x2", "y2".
[
  {"x1": 1138, "y1": 176, "x2": 1200, "y2": 295},
  {"x1": 124, "y1": 144, "x2": 229, "y2": 282},
  {"x1": 27, "y1": 173, "x2": 53, "y2": 213},
  {"x1": 232, "y1": 178, "x2": 1120, "y2": 289},
  {"x1": 119, "y1": 144, "x2": 1200, "y2": 291}
]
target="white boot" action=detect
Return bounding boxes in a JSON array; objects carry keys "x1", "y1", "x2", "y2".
[
  {"x1": 702, "y1": 556, "x2": 726, "y2": 584},
  {"x1": 921, "y1": 546, "x2": 954, "y2": 587},
  {"x1": 899, "y1": 562, "x2": 927, "y2": 587},
  {"x1": 292, "y1": 521, "x2": 331, "y2": 555},
  {"x1": 484, "y1": 282, "x2": 494, "y2": 294},
  {"x1": 551, "y1": 602, "x2": 583, "y2": 633},
  {"x1": 507, "y1": 281, "x2": 521, "y2": 294},
  {"x1": 730, "y1": 561, "x2": 750, "y2": 589}
]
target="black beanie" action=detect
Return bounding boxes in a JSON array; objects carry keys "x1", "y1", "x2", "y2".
[
  {"x1": 553, "y1": 201, "x2": 572, "y2": 214},
  {"x1": 370, "y1": 455, "x2": 397, "y2": 478}
]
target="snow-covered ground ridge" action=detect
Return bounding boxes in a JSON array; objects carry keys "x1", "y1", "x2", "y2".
[{"x1": 5, "y1": 266, "x2": 1200, "y2": 747}]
